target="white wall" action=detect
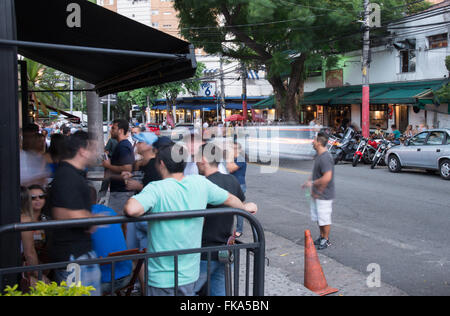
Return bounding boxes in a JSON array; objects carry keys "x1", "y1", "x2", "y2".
[
  {"x1": 181, "y1": 55, "x2": 273, "y2": 98},
  {"x1": 117, "y1": 0, "x2": 151, "y2": 26}
]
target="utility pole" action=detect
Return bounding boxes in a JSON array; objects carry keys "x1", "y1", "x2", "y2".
[
  {"x1": 70, "y1": 76, "x2": 74, "y2": 114},
  {"x1": 107, "y1": 94, "x2": 111, "y2": 125},
  {"x1": 220, "y1": 58, "x2": 226, "y2": 123},
  {"x1": 241, "y1": 61, "x2": 248, "y2": 123},
  {"x1": 362, "y1": 0, "x2": 371, "y2": 138}
]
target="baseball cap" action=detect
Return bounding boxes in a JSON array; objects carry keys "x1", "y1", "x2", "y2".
[
  {"x1": 132, "y1": 132, "x2": 158, "y2": 146},
  {"x1": 153, "y1": 136, "x2": 175, "y2": 149}
]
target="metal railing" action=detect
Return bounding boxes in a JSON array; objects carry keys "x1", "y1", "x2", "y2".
[{"x1": 0, "y1": 208, "x2": 265, "y2": 296}]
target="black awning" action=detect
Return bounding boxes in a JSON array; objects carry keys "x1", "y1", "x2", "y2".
[{"x1": 14, "y1": 0, "x2": 197, "y2": 96}]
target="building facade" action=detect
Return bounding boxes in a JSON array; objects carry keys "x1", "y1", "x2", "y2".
[{"x1": 301, "y1": 1, "x2": 450, "y2": 132}]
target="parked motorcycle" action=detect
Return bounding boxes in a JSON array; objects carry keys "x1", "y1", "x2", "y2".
[
  {"x1": 371, "y1": 139, "x2": 394, "y2": 169},
  {"x1": 352, "y1": 138, "x2": 381, "y2": 167},
  {"x1": 332, "y1": 127, "x2": 361, "y2": 165}
]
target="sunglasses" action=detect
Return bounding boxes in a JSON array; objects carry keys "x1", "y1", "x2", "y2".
[{"x1": 31, "y1": 194, "x2": 46, "y2": 201}]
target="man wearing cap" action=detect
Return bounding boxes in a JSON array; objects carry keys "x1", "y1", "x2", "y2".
[{"x1": 122, "y1": 135, "x2": 173, "y2": 192}]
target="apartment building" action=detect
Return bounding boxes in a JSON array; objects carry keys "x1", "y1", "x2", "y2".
[{"x1": 98, "y1": 0, "x2": 178, "y2": 34}]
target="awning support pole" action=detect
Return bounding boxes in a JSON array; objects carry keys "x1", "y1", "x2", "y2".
[
  {"x1": 0, "y1": 38, "x2": 188, "y2": 61},
  {"x1": 0, "y1": 0, "x2": 22, "y2": 290}
]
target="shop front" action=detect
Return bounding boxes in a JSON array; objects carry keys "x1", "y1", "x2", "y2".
[
  {"x1": 152, "y1": 97, "x2": 267, "y2": 124},
  {"x1": 301, "y1": 79, "x2": 449, "y2": 133}
]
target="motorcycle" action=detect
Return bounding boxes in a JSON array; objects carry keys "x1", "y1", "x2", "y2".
[
  {"x1": 371, "y1": 139, "x2": 395, "y2": 169},
  {"x1": 332, "y1": 127, "x2": 361, "y2": 165},
  {"x1": 352, "y1": 138, "x2": 381, "y2": 167}
]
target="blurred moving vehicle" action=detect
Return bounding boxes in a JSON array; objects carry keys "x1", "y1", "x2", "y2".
[{"x1": 385, "y1": 129, "x2": 450, "y2": 180}]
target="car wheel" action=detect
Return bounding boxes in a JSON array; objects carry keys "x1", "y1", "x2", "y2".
[
  {"x1": 439, "y1": 159, "x2": 450, "y2": 180},
  {"x1": 388, "y1": 155, "x2": 401, "y2": 173}
]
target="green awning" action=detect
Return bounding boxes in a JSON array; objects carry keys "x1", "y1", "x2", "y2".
[
  {"x1": 300, "y1": 79, "x2": 449, "y2": 106},
  {"x1": 252, "y1": 96, "x2": 275, "y2": 109}
]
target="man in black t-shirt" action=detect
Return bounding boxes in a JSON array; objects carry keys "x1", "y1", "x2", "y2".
[
  {"x1": 103, "y1": 119, "x2": 135, "y2": 216},
  {"x1": 194, "y1": 143, "x2": 257, "y2": 296},
  {"x1": 49, "y1": 131, "x2": 102, "y2": 295}
]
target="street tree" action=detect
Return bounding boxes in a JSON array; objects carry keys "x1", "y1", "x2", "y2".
[{"x1": 174, "y1": 0, "x2": 431, "y2": 123}]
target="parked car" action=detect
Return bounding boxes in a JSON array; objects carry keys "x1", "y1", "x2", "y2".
[
  {"x1": 146, "y1": 123, "x2": 161, "y2": 136},
  {"x1": 385, "y1": 129, "x2": 450, "y2": 180}
]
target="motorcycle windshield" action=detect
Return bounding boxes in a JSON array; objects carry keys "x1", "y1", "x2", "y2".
[{"x1": 343, "y1": 128, "x2": 355, "y2": 141}]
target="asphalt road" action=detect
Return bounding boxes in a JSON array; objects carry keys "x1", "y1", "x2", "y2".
[{"x1": 246, "y1": 158, "x2": 450, "y2": 296}]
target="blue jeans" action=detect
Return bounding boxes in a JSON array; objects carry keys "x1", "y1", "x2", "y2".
[
  {"x1": 53, "y1": 251, "x2": 102, "y2": 296},
  {"x1": 236, "y1": 184, "x2": 247, "y2": 234},
  {"x1": 126, "y1": 221, "x2": 148, "y2": 251},
  {"x1": 194, "y1": 260, "x2": 229, "y2": 296}
]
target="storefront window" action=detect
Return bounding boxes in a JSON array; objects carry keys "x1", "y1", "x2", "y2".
[
  {"x1": 327, "y1": 105, "x2": 351, "y2": 130},
  {"x1": 299, "y1": 105, "x2": 317, "y2": 125},
  {"x1": 370, "y1": 104, "x2": 388, "y2": 129}
]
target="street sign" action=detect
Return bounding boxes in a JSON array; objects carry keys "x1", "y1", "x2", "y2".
[
  {"x1": 200, "y1": 81, "x2": 217, "y2": 98},
  {"x1": 99, "y1": 94, "x2": 117, "y2": 104}
]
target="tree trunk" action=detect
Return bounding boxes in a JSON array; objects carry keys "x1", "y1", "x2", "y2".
[
  {"x1": 284, "y1": 54, "x2": 308, "y2": 124},
  {"x1": 267, "y1": 54, "x2": 307, "y2": 124}
]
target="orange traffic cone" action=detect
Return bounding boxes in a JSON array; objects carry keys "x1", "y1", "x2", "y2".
[{"x1": 304, "y1": 230, "x2": 339, "y2": 296}]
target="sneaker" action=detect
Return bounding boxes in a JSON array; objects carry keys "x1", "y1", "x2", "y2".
[
  {"x1": 317, "y1": 239, "x2": 331, "y2": 250},
  {"x1": 314, "y1": 237, "x2": 324, "y2": 246}
]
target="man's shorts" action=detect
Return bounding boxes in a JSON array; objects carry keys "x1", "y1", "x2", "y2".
[{"x1": 310, "y1": 199, "x2": 333, "y2": 226}]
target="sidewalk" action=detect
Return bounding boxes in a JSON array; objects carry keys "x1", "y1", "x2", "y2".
[
  {"x1": 240, "y1": 228, "x2": 408, "y2": 296},
  {"x1": 87, "y1": 171, "x2": 407, "y2": 296}
]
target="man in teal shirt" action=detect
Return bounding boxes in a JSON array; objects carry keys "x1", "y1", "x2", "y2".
[
  {"x1": 124, "y1": 144, "x2": 257, "y2": 296},
  {"x1": 390, "y1": 125, "x2": 402, "y2": 145}
]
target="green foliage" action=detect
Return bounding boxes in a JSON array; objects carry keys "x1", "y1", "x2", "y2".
[
  {"x1": 114, "y1": 62, "x2": 206, "y2": 119},
  {"x1": 174, "y1": 0, "x2": 417, "y2": 121},
  {"x1": 436, "y1": 85, "x2": 450, "y2": 101},
  {"x1": 24, "y1": 58, "x2": 87, "y2": 115},
  {"x1": 404, "y1": 0, "x2": 433, "y2": 15},
  {"x1": 1, "y1": 281, "x2": 95, "y2": 297},
  {"x1": 434, "y1": 56, "x2": 450, "y2": 102}
]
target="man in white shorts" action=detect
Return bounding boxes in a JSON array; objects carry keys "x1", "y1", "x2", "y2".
[{"x1": 303, "y1": 132, "x2": 335, "y2": 250}]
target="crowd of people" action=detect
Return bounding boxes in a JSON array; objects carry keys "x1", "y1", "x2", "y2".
[{"x1": 18, "y1": 118, "x2": 255, "y2": 297}]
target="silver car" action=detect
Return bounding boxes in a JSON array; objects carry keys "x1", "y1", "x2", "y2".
[{"x1": 385, "y1": 129, "x2": 450, "y2": 180}]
